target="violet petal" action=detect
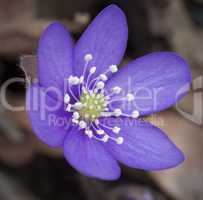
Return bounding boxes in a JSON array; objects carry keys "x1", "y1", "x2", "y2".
[
  {"x1": 63, "y1": 125, "x2": 121, "y2": 180},
  {"x1": 38, "y1": 22, "x2": 74, "y2": 100},
  {"x1": 26, "y1": 83, "x2": 71, "y2": 147},
  {"x1": 74, "y1": 4, "x2": 128, "y2": 79},
  {"x1": 105, "y1": 52, "x2": 191, "y2": 116},
  {"x1": 101, "y1": 117, "x2": 185, "y2": 170}
]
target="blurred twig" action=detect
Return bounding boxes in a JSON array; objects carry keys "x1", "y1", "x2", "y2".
[{"x1": 148, "y1": 0, "x2": 203, "y2": 69}]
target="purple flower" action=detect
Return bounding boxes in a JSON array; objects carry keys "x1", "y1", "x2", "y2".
[{"x1": 26, "y1": 5, "x2": 191, "y2": 180}]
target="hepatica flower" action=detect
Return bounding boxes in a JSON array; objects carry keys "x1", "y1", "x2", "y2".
[{"x1": 26, "y1": 5, "x2": 191, "y2": 180}]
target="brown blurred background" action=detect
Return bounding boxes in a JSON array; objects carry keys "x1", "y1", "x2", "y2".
[{"x1": 0, "y1": 0, "x2": 202, "y2": 200}]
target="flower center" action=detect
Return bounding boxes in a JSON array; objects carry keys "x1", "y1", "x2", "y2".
[
  {"x1": 63, "y1": 53, "x2": 140, "y2": 145},
  {"x1": 79, "y1": 91, "x2": 106, "y2": 121}
]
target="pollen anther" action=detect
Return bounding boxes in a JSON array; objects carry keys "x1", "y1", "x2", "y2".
[
  {"x1": 79, "y1": 121, "x2": 87, "y2": 129},
  {"x1": 113, "y1": 126, "x2": 121, "y2": 134},
  {"x1": 84, "y1": 54, "x2": 93, "y2": 62},
  {"x1": 126, "y1": 93, "x2": 135, "y2": 101},
  {"x1": 100, "y1": 74, "x2": 108, "y2": 81},
  {"x1": 96, "y1": 81, "x2": 105, "y2": 89},
  {"x1": 109, "y1": 65, "x2": 118, "y2": 73},
  {"x1": 116, "y1": 137, "x2": 124, "y2": 145},
  {"x1": 112, "y1": 86, "x2": 122, "y2": 94},
  {"x1": 113, "y1": 108, "x2": 122, "y2": 117},
  {"x1": 132, "y1": 110, "x2": 139, "y2": 118},
  {"x1": 64, "y1": 94, "x2": 70, "y2": 104},
  {"x1": 90, "y1": 66, "x2": 96, "y2": 74}
]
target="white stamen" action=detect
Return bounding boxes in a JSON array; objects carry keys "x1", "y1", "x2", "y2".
[
  {"x1": 73, "y1": 112, "x2": 80, "y2": 120},
  {"x1": 112, "y1": 86, "x2": 122, "y2": 94},
  {"x1": 85, "y1": 129, "x2": 93, "y2": 138},
  {"x1": 126, "y1": 93, "x2": 135, "y2": 101},
  {"x1": 101, "y1": 112, "x2": 112, "y2": 117},
  {"x1": 74, "y1": 102, "x2": 83, "y2": 110},
  {"x1": 103, "y1": 101, "x2": 107, "y2": 106},
  {"x1": 84, "y1": 54, "x2": 93, "y2": 62},
  {"x1": 102, "y1": 135, "x2": 109, "y2": 142},
  {"x1": 109, "y1": 65, "x2": 118, "y2": 73},
  {"x1": 93, "y1": 88, "x2": 98, "y2": 93},
  {"x1": 90, "y1": 92, "x2": 95, "y2": 97},
  {"x1": 69, "y1": 76, "x2": 80, "y2": 85},
  {"x1": 116, "y1": 137, "x2": 124, "y2": 145},
  {"x1": 96, "y1": 129, "x2": 105, "y2": 135},
  {"x1": 89, "y1": 66, "x2": 96, "y2": 74},
  {"x1": 94, "y1": 119, "x2": 99, "y2": 125},
  {"x1": 113, "y1": 108, "x2": 122, "y2": 117},
  {"x1": 82, "y1": 86, "x2": 87, "y2": 93},
  {"x1": 64, "y1": 53, "x2": 126, "y2": 145},
  {"x1": 89, "y1": 90, "x2": 94, "y2": 95},
  {"x1": 79, "y1": 121, "x2": 87, "y2": 129},
  {"x1": 96, "y1": 81, "x2": 105, "y2": 89},
  {"x1": 112, "y1": 126, "x2": 121, "y2": 134},
  {"x1": 66, "y1": 104, "x2": 72, "y2": 112},
  {"x1": 132, "y1": 110, "x2": 139, "y2": 118},
  {"x1": 72, "y1": 119, "x2": 79, "y2": 124},
  {"x1": 79, "y1": 76, "x2": 84, "y2": 83},
  {"x1": 64, "y1": 93, "x2": 70, "y2": 104},
  {"x1": 105, "y1": 96, "x2": 110, "y2": 100},
  {"x1": 99, "y1": 74, "x2": 108, "y2": 81},
  {"x1": 68, "y1": 75, "x2": 73, "y2": 83}
]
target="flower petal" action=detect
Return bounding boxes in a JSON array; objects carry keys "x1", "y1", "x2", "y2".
[
  {"x1": 101, "y1": 117, "x2": 184, "y2": 170},
  {"x1": 63, "y1": 126, "x2": 121, "y2": 180},
  {"x1": 38, "y1": 22, "x2": 74, "y2": 99},
  {"x1": 74, "y1": 4, "x2": 128, "y2": 78},
  {"x1": 105, "y1": 52, "x2": 192, "y2": 116},
  {"x1": 26, "y1": 83, "x2": 71, "y2": 147},
  {"x1": 102, "y1": 117, "x2": 185, "y2": 170}
]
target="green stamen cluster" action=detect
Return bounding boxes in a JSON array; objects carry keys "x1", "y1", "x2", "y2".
[{"x1": 79, "y1": 91, "x2": 106, "y2": 121}]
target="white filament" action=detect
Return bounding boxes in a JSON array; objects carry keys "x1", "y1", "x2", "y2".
[{"x1": 64, "y1": 54, "x2": 140, "y2": 145}]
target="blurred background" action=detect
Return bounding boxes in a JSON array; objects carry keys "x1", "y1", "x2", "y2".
[{"x1": 0, "y1": 0, "x2": 202, "y2": 200}]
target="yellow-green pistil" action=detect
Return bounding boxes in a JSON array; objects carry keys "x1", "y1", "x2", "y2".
[{"x1": 79, "y1": 91, "x2": 106, "y2": 121}]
